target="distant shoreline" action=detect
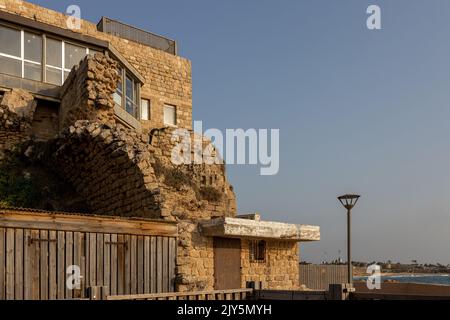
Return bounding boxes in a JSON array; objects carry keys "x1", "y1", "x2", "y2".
[{"x1": 355, "y1": 272, "x2": 450, "y2": 278}]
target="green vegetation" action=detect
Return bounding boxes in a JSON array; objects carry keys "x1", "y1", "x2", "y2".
[
  {"x1": 153, "y1": 159, "x2": 222, "y2": 203},
  {"x1": 0, "y1": 155, "x2": 89, "y2": 212}
]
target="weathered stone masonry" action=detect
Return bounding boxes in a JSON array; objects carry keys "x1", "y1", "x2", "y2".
[
  {"x1": 0, "y1": 1, "x2": 321, "y2": 293},
  {"x1": 0, "y1": 0, "x2": 193, "y2": 132}
]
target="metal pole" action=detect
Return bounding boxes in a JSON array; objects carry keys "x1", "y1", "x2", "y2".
[{"x1": 347, "y1": 208, "x2": 352, "y2": 284}]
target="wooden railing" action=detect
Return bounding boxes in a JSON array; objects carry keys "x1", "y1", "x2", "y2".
[{"x1": 106, "y1": 289, "x2": 254, "y2": 301}]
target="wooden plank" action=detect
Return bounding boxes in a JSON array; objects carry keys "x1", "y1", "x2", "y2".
[
  {"x1": 23, "y1": 229, "x2": 31, "y2": 300},
  {"x1": 130, "y1": 235, "x2": 137, "y2": 294},
  {"x1": 162, "y1": 237, "x2": 169, "y2": 293},
  {"x1": 39, "y1": 230, "x2": 48, "y2": 300},
  {"x1": 0, "y1": 210, "x2": 178, "y2": 237},
  {"x1": 96, "y1": 233, "x2": 104, "y2": 287},
  {"x1": 124, "y1": 235, "x2": 131, "y2": 295},
  {"x1": 168, "y1": 238, "x2": 176, "y2": 292},
  {"x1": 150, "y1": 236, "x2": 156, "y2": 293},
  {"x1": 137, "y1": 236, "x2": 144, "y2": 294},
  {"x1": 57, "y1": 231, "x2": 65, "y2": 300},
  {"x1": 144, "y1": 237, "x2": 150, "y2": 294},
  {"x1": 103, "y1": 234, "x2": 111, "y2": 293},
  {"x1": 72, "y1": 232, "x2": 82, "y2": 299},
  {"x1": 111, "y1": 234, "x2": 119, "y2": 295},
  {"x1": 65, "y1": 232, "x2": 73, "y2": 300},
  {"x1": 6, "y1": 229, "x2": 15, "y2": 300},
  {"x1": 0, "y1": 228, "x2": 4, "y2": 300},
  {"x1": 14, "y1": 229, "x2": 24, "y2": 300},
  {"x1": 156, "y1": 237, "x2": 163, "y2": 293},
  {"x1": 31, "y1": 230, "x2": 40, "y2": 300},
  {"x1": 83, "y1": 233, "x2": 88, "y2": 291},
  {"x1": 89, "y1": 233, "x2": 97, "y2": 287},
  {"x1": 106, "y1": 289, "x2": 254, "y2": 301},
  {"x1": 48, "y1": 231, "x2": 57, "y2": 300}
]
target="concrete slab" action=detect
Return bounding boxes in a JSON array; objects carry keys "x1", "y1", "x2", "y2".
[{"x1": 201, "y1": 217, "x2": 320, "y2": 242}]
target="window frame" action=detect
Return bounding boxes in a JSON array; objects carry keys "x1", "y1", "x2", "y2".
[
  {"x1": 114, "y1": 67, "x2": 141, "y2": 119},
  {"x1": 141, "y1": 98, "x2": 151, "y2": 121},
  {"x1": 163, "y1": 104, "x2": 177, "y2": 127},
  {"x1": 249, "y1": 240, "x2": 267, "y2": 263},
  {"x1": 45, "y1": 38, "x2": 97, "y2": 85},
  {"x1": 0, "y1": 21, "x2": 103, "y2": 85},
  {"x1": 0, "y1": 24, "x2": 42, "y2": 80}
]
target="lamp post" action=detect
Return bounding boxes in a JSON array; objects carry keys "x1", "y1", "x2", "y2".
[{"x1": 338, "y1": 194, "x2": 360, "y2": 284}]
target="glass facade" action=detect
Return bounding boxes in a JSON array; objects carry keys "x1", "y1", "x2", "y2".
[{"x1": 0, "y1": 24, "x2": 103, "y2": 85}]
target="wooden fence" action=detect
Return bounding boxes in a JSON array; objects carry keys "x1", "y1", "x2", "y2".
[
  {"x1": 0, "y1": 208, "x2": 178, "y2": 300},
  {"x1": 107, "y1": 289, "x2": 254, "y2": 301},
  {"x1": 299, "y1": 264, "x2": 348, "y2": 290}
]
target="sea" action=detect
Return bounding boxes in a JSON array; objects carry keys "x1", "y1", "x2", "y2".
[{"x1": 355, "y1": 274, "x2": 450, "y2": 286}]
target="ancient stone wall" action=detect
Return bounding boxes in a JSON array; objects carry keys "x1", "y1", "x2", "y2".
[
  {"x1": 0, "y1": 0, "x2": 192, "y2": 131},
  {"x1": 241, "y1": 240, "x2": 300, "y2": 290},
  {"x1": 0, "y1": 88, "x2": 36, "y2": 158},
  {"x1": 0, "y1": 1, "x2": 303, "y2": 293},
  {"x1": 60, "y1": 53, "x2": 119, "y2": 130}
]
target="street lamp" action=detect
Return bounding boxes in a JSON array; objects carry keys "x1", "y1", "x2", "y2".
[{"x1": 338, "y1": 194, "x2": 361, "y2": 284}]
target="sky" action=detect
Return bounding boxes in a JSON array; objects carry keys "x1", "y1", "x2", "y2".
[{"x1": 29, "y1": 0, "x2": 450, "y2": 265}]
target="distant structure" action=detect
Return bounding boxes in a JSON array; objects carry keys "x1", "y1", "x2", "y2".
[{"x1": 0, "y1": 1, "x2": 320, "y2": 299}]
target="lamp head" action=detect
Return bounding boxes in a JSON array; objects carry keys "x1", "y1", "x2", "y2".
[{"x1": 338, "y1": 194, "x2": 361, "y2": 210}]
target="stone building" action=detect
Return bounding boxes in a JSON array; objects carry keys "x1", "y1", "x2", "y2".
[{"x1": 0, "y1": 0, "x2": 320, "y2": 293}]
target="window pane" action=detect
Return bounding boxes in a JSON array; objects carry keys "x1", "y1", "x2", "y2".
[
  {"x1": 0, "y1": 25, "x2": 21, "y2": 57},
  {"x1": 126, "y1": 75, "x2": 133, "y2": 100},
  {"x1": 164, "y1": 105, "x2": 176, "y2": 126},
  {"x1": 24, "y1": 32, "x2": 42, "y2": 62},
  {"x1": 141, "y1": 99, "x2": 149, "y2": 120},
  {"x1": 24, "y1": 62, "x2": 42, "y2": 81},
  {"x1": 0, "y1": 55, "x2": 21, "y2": 77},
  {"x1": 65, "y1": 43, "x2": 86, "y2": 69},
  {"x1": 126, "y1": 99, "x2": 135, "y2": 116},
  {"x1": 45, "y1": 67, "x2": 62, "y2": 85},
  {"x1": 113, "y1": 92, "x2": 122, "y2": 106},
  {"x1": 46, "y1": 38, "x2": 62, "y2": 67}
]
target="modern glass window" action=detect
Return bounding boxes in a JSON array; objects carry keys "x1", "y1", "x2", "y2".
[
  {"x1": 65, "y1": 43, "x2": 86, "y2": 69},
  {"x1": 164, "y1": 104, "x2": 176, "y2": 126},
  {"x1": 0, "y1": 25, "x2": 22, "y2": 78},
  {"x1": 141, "y1": 99, "x2": 150, "y2": 120},
  {"x1": 24, "y1": 32, "x2": 42, "y2": 81},
  {"x1": 113, "y1": 68, "x2": 140, "y2": 119},
  {"x1": 113, "y1": 68, "x2": 123, "y2": 106},
  {"x1": 45, "y1": 38, "x2": 63, "y2": 85},
  {"x1": 0, "y1": 24, "x2": 103, "y2": 85},
  {"x1": 45, "y1": 38, "x2": 91, "y2": 85},
  {"x1": 0, "y1": 25, "x2": 21, "y2": 57}
]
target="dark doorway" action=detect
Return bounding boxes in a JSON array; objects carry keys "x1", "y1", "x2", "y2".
[{"x1": 213, "y1": 238, "x2": 241, "y2": 290}]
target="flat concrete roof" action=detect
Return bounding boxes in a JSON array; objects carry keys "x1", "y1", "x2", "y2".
[{"x1": 201, "y1": 217, "x2": 320, "y2": 242}]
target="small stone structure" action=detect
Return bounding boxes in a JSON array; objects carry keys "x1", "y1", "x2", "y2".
[{"x1": 0, "y1": 0, "x2": 321, "y2": 293}]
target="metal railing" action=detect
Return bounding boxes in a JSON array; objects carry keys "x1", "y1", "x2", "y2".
[{"x1": 97, "y1": 17, "x2": 177, "y2": 55}]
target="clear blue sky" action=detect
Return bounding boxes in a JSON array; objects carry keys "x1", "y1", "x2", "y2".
[{"x1": 30, "y1": 0, "x2": 450, "y2": 264}]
